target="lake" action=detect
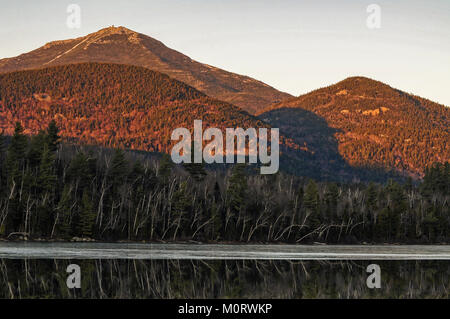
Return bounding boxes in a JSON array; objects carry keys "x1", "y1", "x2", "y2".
[{"x1": 0, "y1": 243, "x2": 448, "y2": 298}]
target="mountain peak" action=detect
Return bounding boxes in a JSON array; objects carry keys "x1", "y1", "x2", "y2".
[
  {"x1": 0, "y1": 26, "x2": 292, "y2": 114},
  {"x1": 103, "y1": 25, "x2": 133, "y2": 32},
  {"x1": 91, "y1": 25, "x2": 139, "y2": 38},
  {"x1": 336, "y1": 76, "x2": 393, "y2": 90},
  {"x1": 259, "y1": 76, "x2": 449, "y2": 178}
]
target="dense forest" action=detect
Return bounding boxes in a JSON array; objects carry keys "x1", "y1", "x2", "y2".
[
  {"x1": 260, "y1": 76, "x2": 450, "y2": 178},
  {"x1": 3, "y1": 64, "x2": 449, "y2": 182},
  {"x1": 0, "y1": 63, "x2": 283, "y2": 154},
  {"x1": 0, "y1": 122, "x2": 448, "y2": 243}
]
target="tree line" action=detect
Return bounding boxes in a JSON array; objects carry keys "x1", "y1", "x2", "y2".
[{"x1": 0, "y1": 122, "x2": 448, "y2": 243}]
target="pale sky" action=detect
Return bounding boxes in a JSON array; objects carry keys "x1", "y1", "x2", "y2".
[{"x1": 1, "y1": 0, "x2": 449, "y2": 106}]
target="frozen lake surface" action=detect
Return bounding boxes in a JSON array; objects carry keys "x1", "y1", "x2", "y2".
[{"x1": 0, "y1": 242, "x2": 449, "y2": 260}]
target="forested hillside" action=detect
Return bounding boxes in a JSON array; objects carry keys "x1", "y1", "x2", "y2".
[
  {"x1": 259, "y1": 77, "x2": 450, "y2": 178},
  {"x1": 0, "y1": 63, "x2": 270, "y2": 153},
  {"x1": 0, "y1": 122, "x2": 448, "y2": 243}
]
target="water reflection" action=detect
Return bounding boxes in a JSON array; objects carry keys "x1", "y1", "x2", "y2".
[{"x1": 0, "y1": 259, "x2": 448, "y2": 298}]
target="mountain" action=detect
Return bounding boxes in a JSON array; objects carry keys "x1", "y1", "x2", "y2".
[
  {"x1": 0, "y1": 26, "x2": 292, "y2": 114},
  {"x1": 0, "y1": 63, "x2": 273, "y2": 153},
  {"x1": 258, "y1": 76, "x2": 450, "y2": 178},
  {"x1": 0, "y1": 63, "x2": 447, "y2": 181}
]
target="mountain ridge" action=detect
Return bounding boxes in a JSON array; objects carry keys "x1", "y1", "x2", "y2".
[
  {"x1": 259, "y1": 76, "x2": 450, "y2": 178},
  {"x1": 0, "y1": 26, "x2": 292, "y2": 114},
  {"x1": 0, "y1": 63, "x2": 274, "y2": 153}
]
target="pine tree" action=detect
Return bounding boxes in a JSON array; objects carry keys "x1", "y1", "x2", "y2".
[
  {"x1": 27, "y1": 131, "x2": 47, "y2": 168},
  {"x1": 227, "y1": 164, "x2": 247, "y2": 213},
  {"x1": 376, "y1": 208, "x2": 392, "y2": 240},
  {"x1": 34, "y1": 145, "x2": 57, "y2": 237},
  {"x1": 67, "y1": 152, "x2": 96, "y2": 191},
  {"x1": 108, "y1": 149, "x2": 128, "y2": 191},
  {"x1": 57, "y1": 185, "x2": 73, "y2": 239},
  {"x1": 364, "y1": 182, "x2": 378, "y2": 238},
  {"x1": 171, "y1": 181, "x2": 190, "y2": 239},
  {"x1": 4, "y1": 123, "x2": 28, "y2": 233},
  {"x1": 78, "y1": 188, "x2": 96, "y2": 238},
  {"x1": 46, "y1": 120, "x2": 61, "y2": 153},
  {"x1": 375, "y1": 181, "x2": 406, "y2": 241},
  {"x1": 303, "y1": 179, "x2": 321, "y2": 229},
  {"x1": 423, "y1": 207, "x2": 439, "y2": 242},
  {"x1": 365, "y1": 182, "x2": 378, "y2": 212},
  {"x1": 6, "y1": 122, "x2": 28, "y2": 185},
  {"x1": 38, "y1": 145, "x2": 56, "y2": 196},
  {"x1": 128, "y1": 160, "x2": 145, "y2": 184}
]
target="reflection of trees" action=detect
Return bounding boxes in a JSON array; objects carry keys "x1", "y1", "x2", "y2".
[{"x1": 0, "y1": 259, "x2": 448, "y2": 299}]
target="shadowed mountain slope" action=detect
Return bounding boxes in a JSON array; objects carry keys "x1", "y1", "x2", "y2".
[{"x1": 259, "y1": 77, "x2": 450, "y2": 178}]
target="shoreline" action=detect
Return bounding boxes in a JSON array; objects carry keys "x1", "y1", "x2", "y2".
[{"x1": 0, "y1": 237, "x2": 447, "y2": 246}]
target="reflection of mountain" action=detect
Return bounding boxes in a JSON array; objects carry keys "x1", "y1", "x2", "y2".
[
  {"x1": 0, "y1": 26, "x2": 292, "y2": 114},
  {"x1": 260, "y1": 77, "x2": 450, "y2": 178},
  {"x1": 0, "y1": 63, "x2": 270, "y2": 153}
]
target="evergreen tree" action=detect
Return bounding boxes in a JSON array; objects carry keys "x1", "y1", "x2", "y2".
[
  {"x1": 67, "y1": 151, "x2": 96, "y2": 192},
  {"x1": 423, "y1": 207, "x2": 439, "y2": 242},
  {"x1": 38, "y1": 145, "x2": 56, "y2": 195},
  {"x1": 46, "y1": 120, "x2": 61, "y2": 153},
  {"x1": 6, "y1": 122, "x2": 28, "y2": 185},
  {"x1": 4, "y1": 123, "x2": 28, "y2": 233},
  {"x1": 171, "y1": 181, "x2": 191, "y2": 239},
  {"x1": 365, "y1": 182, "x2": 378, "y2": 212},
  {"x1": 376, "y1": 208, "x2": 392, "y2": 240},
  {"x1": 387, "y1": 181, "x2": 406, "y2": 217},
  {"x1": 128, "y1": 160, "x2": 145, "y2": 184},
  {"x1": 78, "y1": 188, "x2": 96, "y2": 238},
  {"x1": 108, "y1": 149, "x2": 128, "y2": 191},
  {"x1": 34, "y1": 145, "x2": 57, "y2": 236},
  {"x1": 57, "y1": 185, "x2": 73, "y2": 239},
  {"x1": 227, "y1": 164, "x2": 247, "y2": 213},
  {"x1": 27, "y1": 131, "x2": 46, "y2": 168},
  {"x1": 303, "y1": 180, "x2": 321, "y2": 229},
  {"x1": 421, "y1": 162, "x2": 449, "y2": 197}
]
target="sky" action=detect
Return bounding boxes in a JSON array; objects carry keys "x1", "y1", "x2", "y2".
[{"x1": 1, "y1": 0, "x2": 449, "y2": 106}]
